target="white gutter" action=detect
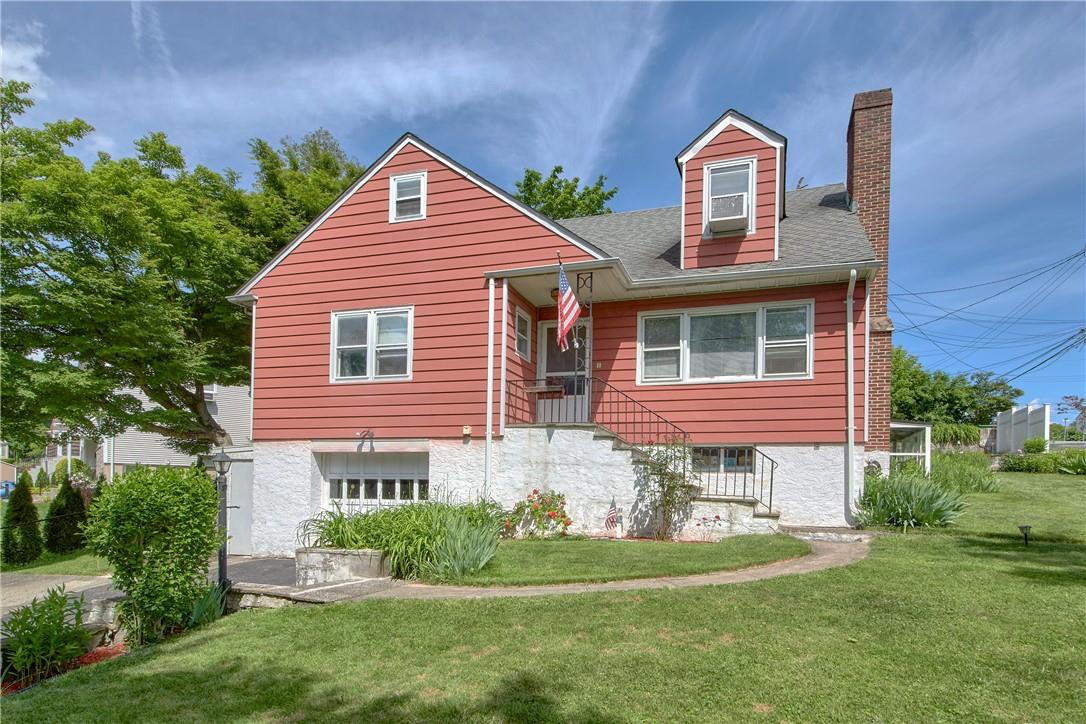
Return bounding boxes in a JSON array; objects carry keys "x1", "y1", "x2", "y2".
[
  {"x1": 499, "y1": 278, "x2": 509, "y2": 436},
  {"x1": 484, "y1": 278, "x2": 496, "y2": 494},
  {"x1": 845, "y1": 269, "x2": 858, "y2": 519}
]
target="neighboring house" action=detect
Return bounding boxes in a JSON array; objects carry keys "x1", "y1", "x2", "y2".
[
  {"x1": 26, "y1": 419, "x2": 97, "y2": 481},
  {"x1": 97, "y1": 385, "x2": 252, "y2": 479},
  {"x1": 231, "y1": 89, "x2": 894, "y2": 556}
]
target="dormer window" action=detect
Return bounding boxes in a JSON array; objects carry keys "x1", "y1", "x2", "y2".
[
  {"x1": 704, "y1": 159, "x2": 755, "y2": 235},
  {"x1": 390, "y1": 172, "x2": 426, "y2": 222}
]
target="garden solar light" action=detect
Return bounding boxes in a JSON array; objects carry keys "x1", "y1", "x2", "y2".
[{"x1": 1018, "y1": 525, "x2": 1031, "y2": 546}]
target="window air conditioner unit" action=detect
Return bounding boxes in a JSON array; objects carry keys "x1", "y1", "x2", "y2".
[{"x1": 708, "y1": 192, "x2": 748, "y2": 233}]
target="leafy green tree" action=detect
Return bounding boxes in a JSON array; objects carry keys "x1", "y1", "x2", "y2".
[
  {"x1": 44, "y1": 475, "x2": 87, "y2": 554},
  {"x1": 34, "y1": 468, "x2": 48, "y2": 493},
  {"x1": 244, "y1": 129, "x2": 365, "y2": 249},
  {"x1": 514, "y1": 165, "x2": 618, "y2": 219},
  {"x1": 891, "y1": 347, "x2": 1022, "y2": 425},
  {"x1": 0, "y1": 81, "x2": 361, "y2": 455},
  {"x1": 2, "y1": 472, "x2": 43, "y2": 565}
]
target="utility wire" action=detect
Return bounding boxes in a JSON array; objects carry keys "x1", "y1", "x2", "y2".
[
  {"x1": 894, "y1": 251, "x2": 1085, "y2": 332},
  {"x1": 889, "y1": 248, "x2": 1084, "y2": 296}
]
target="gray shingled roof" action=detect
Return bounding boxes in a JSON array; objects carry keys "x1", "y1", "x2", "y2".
[{"x1": 557, "y1": 183, "x2": 875, "y2": 280}]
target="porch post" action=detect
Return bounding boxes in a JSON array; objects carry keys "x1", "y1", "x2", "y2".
[
  {"x1": 484, "y1": 277, "x2": 495, "y2": 495},
  {"x1": 499, "y1": 278, "x2": 509, "y2": 436}
]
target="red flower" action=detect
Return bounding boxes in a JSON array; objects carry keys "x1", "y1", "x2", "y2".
[
  {"x1": 532, "y1": 489, "x2": 540, "y2": 495},
  {"x1": 532, "y1": 503, "x2": 540, "y2": 510},
  {"x1": 563, "y1": 518, "x2": 571, "y2": 526},
  {"x1": 714, "y1": 515, "x2": 721, "y2": 521},
  {"x1": 548, "y1": 510, "x2": 557, "y2": 519}
]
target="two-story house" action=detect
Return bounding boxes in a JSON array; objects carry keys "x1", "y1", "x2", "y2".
[{"x1": 231, "y1": 89, "x2": 894, "y2": 556}]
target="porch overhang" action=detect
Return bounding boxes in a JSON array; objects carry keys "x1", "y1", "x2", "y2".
[{"x1": 484, "y1": 257, "x2": 880, "y2": 305}]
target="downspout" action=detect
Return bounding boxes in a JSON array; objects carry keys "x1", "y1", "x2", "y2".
[
  {"x1": 844, "y1": 269, "x2": 858, "y2": 521},
  {"x1": 484, "y1": 278, "x2": 496, "y2": 495}
]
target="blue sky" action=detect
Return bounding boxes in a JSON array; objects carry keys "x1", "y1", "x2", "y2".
[{"x1": 3, "y1": 2, "x2": 1084, "y2": 412}]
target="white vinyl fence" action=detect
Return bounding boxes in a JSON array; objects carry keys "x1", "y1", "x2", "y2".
[{"x1": 995, "y1": 404, "x2": 1050, "y2": 453}]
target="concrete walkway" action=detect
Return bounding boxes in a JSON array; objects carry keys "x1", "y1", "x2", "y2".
[{"x1": 366, "y1": 538, "x2": 871, "y2": 600}]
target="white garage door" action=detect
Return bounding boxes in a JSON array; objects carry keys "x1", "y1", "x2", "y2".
[{"x1": 317, "y1": 452, "x2": 429, "y2": 514}]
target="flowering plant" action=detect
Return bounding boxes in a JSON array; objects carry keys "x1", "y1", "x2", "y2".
[{"x1": 505, "y1": 489, "x2": 572, "y2": 538}]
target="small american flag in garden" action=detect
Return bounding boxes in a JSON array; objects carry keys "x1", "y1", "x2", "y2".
[
  {"x1": 556, "y1": 262, "x2": 582, "y2": 352},
  {"x1": 604, "y1": 498, "x2": 618, "y2": 531}
]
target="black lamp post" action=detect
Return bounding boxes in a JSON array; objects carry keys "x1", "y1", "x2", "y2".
[
  {"x1": 1018, "y1": 524, "x2": 1032, "y2": 546},
  {"x1": 206, "y1": 449, "x2": 235, "y2": 588}
]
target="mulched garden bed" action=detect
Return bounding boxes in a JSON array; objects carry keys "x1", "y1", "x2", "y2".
[{"x1": 2, "y1": 643, "x2": 127, "y2": 696}]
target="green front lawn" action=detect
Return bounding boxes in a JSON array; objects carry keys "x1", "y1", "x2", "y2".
[
  {"x1": 953, "y1": 472, "x2": 1084, "y2": 543},
  {"x1": 1, "y1": 549, "x2": 111, "y2": 576},
  {"x1": 459, "y1": 534, "x2": 810, "y2": 586},
  {"x1": 5, "y1": 472, "x2": 1083, "y2": 722}
]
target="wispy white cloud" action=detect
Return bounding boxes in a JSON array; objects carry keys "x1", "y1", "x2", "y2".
[
  {"x1": 768, "y1": 5, "x2": 1085, "y2": 220},
  {"x1": 0, "y1": 21, "x2": 50, "y2": 97},
  {"x1": 130, "y1": 1, "x2": 178, "y2": 81},
  {"x1": 24, "y1": 3, "x2": 666, "y2": 181}
]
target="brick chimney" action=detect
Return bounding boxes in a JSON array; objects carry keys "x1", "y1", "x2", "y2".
[{"x1": 847, "y1": 88, "x2": 892, "y2": 452}]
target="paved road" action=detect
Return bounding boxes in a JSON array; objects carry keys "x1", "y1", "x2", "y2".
[{"x1": 1, "y1": 573, "x2": 112, "y2": 615}]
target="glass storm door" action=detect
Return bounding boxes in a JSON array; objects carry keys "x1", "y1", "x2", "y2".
[{"x1": 538, "y1": 320, "x2": 591, "y2": 423}]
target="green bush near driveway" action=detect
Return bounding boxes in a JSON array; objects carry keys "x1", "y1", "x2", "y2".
[
  {"x1": 857, "y1": 467, "x2": 966, "y2": 531},
  {"x1": 84, "y1": 465, "x2": 221, "y2": 644},
  {"x1": 44, "y1": 475, "x2": 87, "y2": 554},
  {"x1": 1, "y1": 585, "x2": 91, "y2": 687}
]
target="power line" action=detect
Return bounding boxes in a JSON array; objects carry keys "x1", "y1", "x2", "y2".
[
  {"x1": 1003, "y1": 330, "x2": 1086, "y2": 382},
  {"x1": 893, "y1": 251, "x2": 1085, "y2": 332},
  {"x1": 889, "y1": 248, "x2": 1084, "y2": 296}
]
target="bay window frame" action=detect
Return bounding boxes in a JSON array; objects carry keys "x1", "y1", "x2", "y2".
[
  {"x1": 330, "y1": 306, "x2": 414, "y2": 383},
  {"x1": 636, "y1": 300, "x2": 814, "y2": 386}
]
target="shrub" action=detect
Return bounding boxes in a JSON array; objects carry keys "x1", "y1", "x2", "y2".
[
  {"x1": 932, "y1": 423, "x2": 981, "y2": 447},
  {"x1": 640, "y1": 440, "x2": 698, "y2": 540},
  {"x1": 34, "y1": 468, "x2": 48, "y2": 493},
  {"x1": 856, "y1": 468, "x2": 966, "y2": 531},
  {"x1": 297, "y1": 501, "x2": 505, "y2": 580},
  {"x1": 1059, "y1": 454, "x2": 1086, "y2": 475},
  {"x1": 507, "y1": 489, "x2": 571, "y2": 538},
  {"x1": 999, "y1": 453, "x2": 1058, "y2": 474},
  {"x1": 44, "y1": 474, "x2": 87, "y2": 554},
  {"x1": 84, "y1": 466, "x2": 221, "y2": 644},
  {"x1": 930, "y1": 451, "x2": 998, "y2": 493},
  {"x1": 1, "y1": 586, "x2": 91, "y2": 686},
  {"x1": 422, "y1": 513, "x2": 500, "y2": 582},
  {"x1": 2, "y1": 473, "x2": 44, "y2": 566},
  {"x1": 1022, "y1": 437, "x2": 1047, "y2": 454}
]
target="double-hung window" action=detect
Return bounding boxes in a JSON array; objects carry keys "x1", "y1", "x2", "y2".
[
  {"x1": 638, "y1": 302, "x2": 812, "y2": 384},
  {"x1": 515, "y1": 308, "x2": 532, "y2": 360},
  {"x1": 331, "y1": 307, "x2": 412, "y2": 382},
  {"x1": 390, "y1": 172, "x2": 426, "y2": 222}
]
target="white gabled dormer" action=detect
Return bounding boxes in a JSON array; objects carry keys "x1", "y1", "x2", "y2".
[{"x1": 675, "y1": 110, "x2": 786, "y2": 269}]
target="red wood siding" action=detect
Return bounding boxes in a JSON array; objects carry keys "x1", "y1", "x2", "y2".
[
  {"x1": 561, "y1": 283, "x2": 867, "y2": 444},
  {"x1": 683, "y1": 126, "x2": 778, "y2": 269},
  {"x1": 250, "y1": 142, "x2": 592, "y2": 441}
]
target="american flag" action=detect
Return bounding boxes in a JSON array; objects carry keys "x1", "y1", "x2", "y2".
[
  {"x1": 556, "y1": 263, "x2": 582, "y2": 352},
  {"x1": 604, "y1": 498, "x2": 618, "y2": 531}
]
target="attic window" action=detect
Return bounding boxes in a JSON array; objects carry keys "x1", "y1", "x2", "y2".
[
  {"x1": 390, "y1": 172, "x2": 426, "y2": 222},
  {"x1": 704, "y1": 159, "x2": 754, "y2": 234}
]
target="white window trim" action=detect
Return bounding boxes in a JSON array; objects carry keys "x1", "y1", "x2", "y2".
[
  {"x1": 703, "y1": 157, "x2": 757, "y2": 236},
  {"x1": 389, "y1": 171, "x2": 427, "y2": 223},
  {"x1": 329, "y1": 306, "x2": 414, "y2": 383},
  {"x1": 514, "y1": 307, "x2": 532, "y2": 361},
  {"x1": 635, "y1": 300, "x2": 814, "y2": 386},
  {"x1": 202, "y1": 383, "x2": 218, "y2": 401}
]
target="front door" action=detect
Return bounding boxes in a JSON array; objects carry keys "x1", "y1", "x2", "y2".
[{"x1": 537, "y1": 320, "x2": 591, "y2": 423}]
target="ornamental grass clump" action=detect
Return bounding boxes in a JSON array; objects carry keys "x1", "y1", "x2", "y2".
[
  {"x1": 856, "y1": 468, "x2": 966, "y2": 531},
  {"x1": 297, "y1": 500, "x2": 507, "y2": 580},
  {"x1": 930, "y1": 451, "x2": 998, "y2": 494}
]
